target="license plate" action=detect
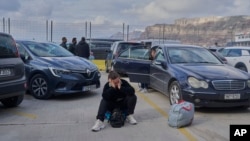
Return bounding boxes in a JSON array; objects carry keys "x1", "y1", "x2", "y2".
[
  {"x1": 224, "y1": 94, "x2": 240, "y2": 99},
  {"x1": 82, "y1": 85, "x2": 96, "y2": 91},
  {"x1": 0, "y1": 68, "x2": 13, "y2": 76}
]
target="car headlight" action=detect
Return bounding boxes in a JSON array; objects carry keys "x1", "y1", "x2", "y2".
[
  {"x1": 247, "y1": 80, "x2": 250, "y2": 88},
  {"x1": 188, "y1": 77, "x2": 208, "y2": 89},
  {"x1": 49, "y1": 67, "x2": 71, "y2": 77}
]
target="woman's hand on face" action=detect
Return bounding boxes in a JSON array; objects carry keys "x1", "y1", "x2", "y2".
[{"x1": 109, "y1": 79, "x2": 116, "y2": 88}]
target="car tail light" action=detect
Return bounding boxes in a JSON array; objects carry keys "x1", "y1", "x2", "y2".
[
  {"x1": 222, "y1": 57, "x2": 227, "y2": 64},
  {"x1": 13, "y1": 40, "x2": 20, "y2": 57}
]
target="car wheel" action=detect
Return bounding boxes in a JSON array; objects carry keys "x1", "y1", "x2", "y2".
[
  {"x1": 1, "y1": 95, "x2": 24, "y2": 108},
  {"x1": 30, "y1": 74, "x2": 52, "y2": 99},
  {"x1": 169, "y1": 81, "x2": 182, "y2": 105}
]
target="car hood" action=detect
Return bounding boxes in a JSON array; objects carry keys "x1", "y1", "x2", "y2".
[
  {"x1": 173, "y1": 64, "x2": 250, "y2": 80},
  {"x1": 39, "y1": 56, "x2": 98, "y2": 71}
]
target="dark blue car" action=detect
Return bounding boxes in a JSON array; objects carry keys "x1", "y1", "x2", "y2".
[
  {"x1": 124, "y1": 44, "x2": 250, "y2": 108},
  {"x1": 16, "y1": 40, "x2": 101, "y2": 99}
]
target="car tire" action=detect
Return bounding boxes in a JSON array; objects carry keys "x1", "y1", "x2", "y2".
[
  {"x1": 30, "y1": 74, "x2": 52, "y2": 99},
  {"x1": 169, "y1": 81, "x2": 182, "y2": 105},
  {"x1": 1, "y1": 95, "x2": 24, "y2": 108}
]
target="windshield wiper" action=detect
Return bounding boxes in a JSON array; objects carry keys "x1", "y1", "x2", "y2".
[{"x1": 196, "y1": 61, "x2": 217, "y2": 64}]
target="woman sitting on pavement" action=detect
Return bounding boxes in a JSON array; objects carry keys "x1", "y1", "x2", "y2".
[{"x1": 91, "y1": 71, "x2": 137, "y2": 132}]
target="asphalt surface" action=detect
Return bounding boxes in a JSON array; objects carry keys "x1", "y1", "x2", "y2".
[{"x1": 1, "y1": 71, "x2": 250, "y2": 141}]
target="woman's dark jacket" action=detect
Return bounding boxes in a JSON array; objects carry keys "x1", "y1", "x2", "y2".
[{"x1": 102, "y1": 79, "x2": 135, "y2": 105}]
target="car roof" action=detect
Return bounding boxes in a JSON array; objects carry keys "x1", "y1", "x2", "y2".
[
  {"x1": 0, "y1": 32, "x2": 12, "y2": 37},
  {"x1": 160, "y1": 44, "x2": 202, "y2": 48},
  {"x1": 114, "y1": 41, "x2": 141, "y2": 44},
  {"x1": 223, "y1": 46, "x2": 250, "y2": 49}
]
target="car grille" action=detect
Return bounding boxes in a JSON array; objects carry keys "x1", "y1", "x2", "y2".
[
  {"x1": 80, "y1": 71, "x2": 95, "y2": 79},
  {"x1": 212, "y1": 80, "x2": 245, "y2": 90},
  {"x1": 72, "y1": 70, "x2": 96, "y2": 79}
]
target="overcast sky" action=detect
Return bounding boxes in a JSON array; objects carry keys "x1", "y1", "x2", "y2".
[{"x1": 1, "y1": 0, "x2": 250, "y2": 26}]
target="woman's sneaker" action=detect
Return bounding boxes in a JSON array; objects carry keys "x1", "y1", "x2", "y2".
[
  {"x1": 142, "y1": 88, "x2": 148, "y2": 93},
  {"x1": 138, "y1": 88, "x2": 143, "y2": 92},
  {"x1": 91, "y1": 119, "x2": 105, "y2": 132},
  {"x1": 126, "y1": 114, "x2": 137, "y2": 125}
]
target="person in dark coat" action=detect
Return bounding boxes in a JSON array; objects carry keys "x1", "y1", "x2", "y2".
[
  {"x1": 60, "y1": 37, "x2": 67, "y2": 49},
  {"x1": 75, "y1": 37, "x2": 90, "y2": 59},
  {"x1": 69, "y1": 37, "x2": 77, "y2": 54},
  {"x1": 91, "y1": 71, "x2": 137, "y2": 132}
]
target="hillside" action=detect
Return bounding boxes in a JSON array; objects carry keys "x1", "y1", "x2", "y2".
[{"x1": 140, "y1": 15, "x2": 250, "y2": 47}]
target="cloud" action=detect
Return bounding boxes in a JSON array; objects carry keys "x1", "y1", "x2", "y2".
[
  {"x1": 230, "y1": 0, "x2": 250, "y2": 15},
  {"x1": 20, "y1": 0, "x2": 56, "y2": 19},
  {"x1": 0, "y1": 0, "x2": 20, "y2": 11},
  {"x1": 2, "y1": 0, "x2": 250, "y2": 25},
  {"x1": 122, "y1": 0, "x2": 250, "y2": 24}
]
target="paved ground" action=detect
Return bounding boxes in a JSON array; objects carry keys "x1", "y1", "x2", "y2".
[{"x1": 0, "y1": 71, "x2": 249, "y2": 141}]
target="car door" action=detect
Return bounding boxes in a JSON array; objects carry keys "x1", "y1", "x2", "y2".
[
  {"x1": 149, "y1": 47, "x2": 171, "y2": 94},
  {"x1": 121, "y1": 46, "x2": 151, "y2": 84}
]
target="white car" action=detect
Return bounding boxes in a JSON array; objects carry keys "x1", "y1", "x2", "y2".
[{"x1": 220, "y1": 46, "x2": 250, "y2": 72}]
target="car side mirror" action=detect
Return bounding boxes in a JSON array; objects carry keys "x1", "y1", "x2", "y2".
[{"x1": 20, "y1": 54, "x2": 29, "y2": 62}]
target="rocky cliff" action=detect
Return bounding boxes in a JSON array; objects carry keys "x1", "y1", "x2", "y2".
[{"x1": 140, "y1": 15, "x2": 250, "y2": 47}]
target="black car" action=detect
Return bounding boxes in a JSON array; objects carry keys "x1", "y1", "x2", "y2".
[
  {"x1": 16, "y1": 40, "x2": 101, "y2": 99},
  {"x1": 0, "y1": 32, "x2": 25, "y2": 107},
  {"x1": 105, "y1": 41, "x2": 143, "y2": 73},
  {"x1": 88, "y1": 40, "x2": 113, "y2": 59},
  {"x1": 125, "y1": 44, "x2": 250, "y2": 108}
]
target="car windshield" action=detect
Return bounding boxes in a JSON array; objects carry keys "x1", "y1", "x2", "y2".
[
  {"x1": 21, "y1": 41, "x2": 74, "y2": 57},
  {"x1": 168, "y1": 47, "x2": 222, "y2": 64}
]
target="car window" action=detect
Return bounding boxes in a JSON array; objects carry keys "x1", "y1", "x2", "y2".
[
  {"x1": 89, "y1": 41, "x2": 113, "y2": 48},
  {"x1": 227, "y1": 49, "x2": 241, "y2": 57},
  {"x1": 110, "y1": 42, "x2": 116, "y2": 51},
  {"x1": 116, "y1": 43, "x2": 142, "y2": 55},
  {"x1": 154, "y1": 48, "x2": 165, "y2": 61},
  {"x1": 119, "y1": 46, "x2": 149, "y2": 60},
  {"x1": 0, "y1": 34, "x2": 18, "y2": 58},
  {"x1": 220, "y1": 49, "x2": 230, "y2": 57}
]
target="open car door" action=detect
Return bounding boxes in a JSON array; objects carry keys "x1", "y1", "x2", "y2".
[{"x1": 115, "y1": 45, "x2": 151, "y2": 84}]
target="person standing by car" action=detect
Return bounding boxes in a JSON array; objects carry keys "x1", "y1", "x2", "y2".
[
  {"x1": 139, "y1": 47, "x2": 157, "y2": 93},
  {"x1": 75, "y1": 37, "x2": 90, "y2": 59},
  {"x1": 69, "y1": 37, "x2": 77, "y2": 54},
  {"x1": 60, "y1": 37, "x2": 68, "y2": 49},
  {"x1": 91, "y1": 71, "x2": 137, "y2": 132}
]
